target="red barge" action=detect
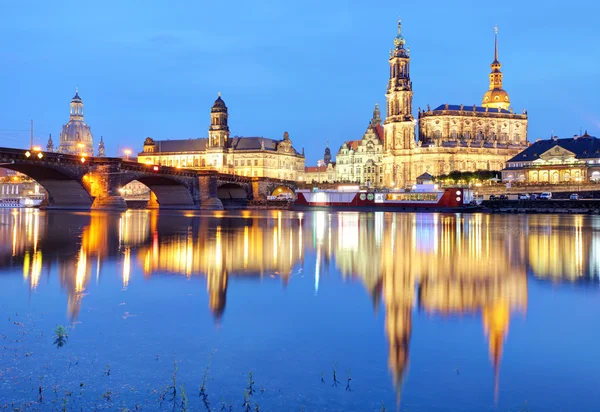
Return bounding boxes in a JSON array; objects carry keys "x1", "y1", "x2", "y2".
[{"x1": 293, "y1": 184, "x2": 480, "y2": 212}]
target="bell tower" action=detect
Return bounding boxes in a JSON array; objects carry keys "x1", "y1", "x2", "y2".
[
  {"x1": 482, "y1": 27, "x2": 511, "y2": 110},
  {"x1": 384, "y1": 20, "x2": 416, "y2": 152},
  {"x1": 208, "y1": 93, "x2": 230, "y2": 148}
]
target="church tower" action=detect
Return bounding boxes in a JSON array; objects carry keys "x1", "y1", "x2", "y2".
[
  {"x1": 208, "y1": 93, "x2": 230, "y2": 148},
  {"x1": 98, "y1": 136, "x2": 106, "y2": 157},
  {"x1": 482, "y1": 27, "x2": 511, "y2": 110},
  {"x1": 384, "y1": 20, "x2": 416, "y2": 152},
  {"x1": 323, "y1": 140, "x2": 332, "y2": 165},
  {"x1": 372, "y1": 103, "x2": 382, "y2": 127},
  {"x1": 46, "y1": 134, "x2": 54, "y2": 152}
]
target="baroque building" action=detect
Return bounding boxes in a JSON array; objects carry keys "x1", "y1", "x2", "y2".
[
  {"x1": 58, "y1": 89, "x2": 98, "y2": 156},
  {"x1": 502, "y1": 131, "x2": 599, "y2": 183},
  {"x1": 139, "y1": 95, "x2": 305, "y2": 180},
  {"x1": 334, "y1": 21, "x2": 529, "y2": 188}
]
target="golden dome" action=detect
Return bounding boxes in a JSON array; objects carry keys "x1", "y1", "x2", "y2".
[{"x1": 482, "y1": 88, "x2": 510, "y2": 110}]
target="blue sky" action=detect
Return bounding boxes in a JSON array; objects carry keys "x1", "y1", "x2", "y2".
[{"x1": 0, "y1": 0, "x2": 598, "y2": 164}]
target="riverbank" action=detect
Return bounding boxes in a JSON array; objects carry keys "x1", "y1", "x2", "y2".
[{"x1": 482, "y1": 199, "x2": 600, "y2": 214}]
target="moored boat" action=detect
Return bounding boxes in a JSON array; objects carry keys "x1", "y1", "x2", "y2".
[
  {"x1": 293, "y1": 183, "x2": 480, "y2": 212},
  {"x1": 0, "y1": 197, "x2": 43, "y2": 209}
]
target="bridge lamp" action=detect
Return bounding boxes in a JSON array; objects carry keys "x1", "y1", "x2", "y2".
[
  {"x1": 37, "y1": 152, "x2": 43, "y2": 159},
  {"x1": 153, "y1": 165, "x2": 159, "y2": 171},
  {"x1": 81, "y1": 156, "x2": 86, "y2": 163},
  {"x1": 25, "y1": 151, "x2": 31, "y2": 158},
  {"x1": 123, "y1": 149, "x2": 132, "y2": 160},
  {"x1": 33, "y1": 146, "x2": 42, "y2": 152}
]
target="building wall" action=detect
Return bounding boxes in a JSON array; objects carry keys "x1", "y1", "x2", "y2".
[
  {"x1": 140, "y1": 150, "x2": 304, "y2": 180},
  {"x1": 418, "y1": 108, "x2": 528, "y2": 145},
  {"x1": 336, "y1": 126, "x2": 386, "y2": 187},
  {"x1": 303, "y1": 165, "x2": 336, "y2": 183}
]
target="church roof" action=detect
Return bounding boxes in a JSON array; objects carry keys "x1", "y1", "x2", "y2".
[
  {"x1": 431, "y1": 104, "x2": 512, "y2": 114},
  {"x1": 507, "y1": 133, "x2": 599, "y2": 163}
]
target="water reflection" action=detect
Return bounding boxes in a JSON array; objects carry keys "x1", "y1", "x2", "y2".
[{"x1": 1, "y1": 209, "x2": 599, "y2": 403}]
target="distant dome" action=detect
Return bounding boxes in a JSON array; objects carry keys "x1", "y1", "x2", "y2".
[
  {"x1": 211, "y1": 95, "x2": 227, "y2": 113},
  {"x1": 59, "y1": 89, "x2": 94, "y2": 155},
  {"x1": 60, "y1": 121, "x2": 94, "y2": 155}
]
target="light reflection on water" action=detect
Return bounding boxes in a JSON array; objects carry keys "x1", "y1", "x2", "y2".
[{"x1": 1, "y1": 209, "x2": 600, "y2": 411}]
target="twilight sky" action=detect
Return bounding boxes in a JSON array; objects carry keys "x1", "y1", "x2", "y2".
[{"x1": 0, "y1": 0, "x2": 598, "y2": 164}]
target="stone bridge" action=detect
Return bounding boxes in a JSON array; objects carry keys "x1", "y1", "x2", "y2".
[{"x1": 0, "y1": 147, "x2": 297, "y2": 210}]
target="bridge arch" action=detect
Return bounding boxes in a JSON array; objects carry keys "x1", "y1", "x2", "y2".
[
  {"x1": 270, "y1": 185, "x2": 295, "y2": 198},
  {"x1": 119, "y1": 174, "x2": 196, "y2": 209},
  {"x1": 217, "y1": 183, "x2": 249, "y2": 200},
  {"x1": 1, "y1": 163, "x2": 92, "y2": 209}
]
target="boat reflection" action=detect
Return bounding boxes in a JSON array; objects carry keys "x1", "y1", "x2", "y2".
[{"x1": 1, "y1": 209, "x2": 599, "y2": 402}]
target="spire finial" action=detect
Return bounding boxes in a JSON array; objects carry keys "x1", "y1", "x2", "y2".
[
  {"x1": 218, "y1": 91, "x2": 221, "y2": 97},
  {"x1": 494, "y1": 26, "x2": 499, "y2": 62},
  {"x1": 398, "y1": 18, "x2": 402, "y2": 35},
  {"x1": 326, "y1": 139, "x2": 329, "y2": 148},
  {"x1": 76, "y1": 86, "x2": 78, "y2": 94}
]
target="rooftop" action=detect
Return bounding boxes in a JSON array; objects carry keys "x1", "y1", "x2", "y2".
[{"x1": 507, "y1": 133, "x2": 599, "y2": 163}]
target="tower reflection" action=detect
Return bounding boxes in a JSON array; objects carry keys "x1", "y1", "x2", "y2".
[
  {"x1": 1, "y1": 210, "x2": 599, "y2": 401},
  {"x1": 305, "y1": 212, "x2": 529, "y2": 402}
]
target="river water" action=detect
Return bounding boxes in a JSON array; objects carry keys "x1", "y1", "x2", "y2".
[{"x1": 0, "y1": 209, "x2": 599, "y2": 411}]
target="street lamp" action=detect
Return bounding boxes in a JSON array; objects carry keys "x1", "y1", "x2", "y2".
[
  {"x1": 576, "y1": 177, "x2": 582, "y2": 193},
  {"x1": 77, "y1": 143, "x2": 85, "y2": 156},
  {"x1": 123, "y1": 149, "x2": 132, "y2": 161}
]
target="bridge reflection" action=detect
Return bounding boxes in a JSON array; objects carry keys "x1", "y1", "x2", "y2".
[{"x1": 1, "y1": 210, "x2": 598, "y2": 401}]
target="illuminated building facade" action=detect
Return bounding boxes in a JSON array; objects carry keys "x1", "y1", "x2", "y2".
[
  {"x1": 57, "y1": 89, "x2": 100, "y2": 156},
  {"x1": 139, "y1": 95, "x2": 305, "y2": 180},
  {"x1": 334, "y1": 21, "x2": 529, "y2": 188},
  {"x1": 335, "y1": 105, "x2": 386, "y2": 186},
  {"x1": 502, "y1": 131, "x2": 600, "y2": 183}
]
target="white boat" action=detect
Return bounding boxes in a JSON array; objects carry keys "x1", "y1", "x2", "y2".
[{"x1": 0, "y1": 197, "x2": 43, "y2": 209}]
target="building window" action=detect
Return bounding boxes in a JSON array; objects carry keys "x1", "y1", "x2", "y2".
[
  {"x1": 193, "y1": 158, "x2": 198, "y2": 167},
  {"x1": 235, "y1": 160, "x2": 238, "y2": 166},
  {"x1": 253, "y1": 171, "x2": 258, "y2": 176},
  {"x1": 254, "y1": 159, "x2": 258, "y2": 166}
]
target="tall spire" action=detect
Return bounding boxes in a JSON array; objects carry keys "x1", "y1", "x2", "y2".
[
  {"x1": 482, "y1": 26, "x2": 510, "y2": 110},
  {"x1": 98, "y1": 136, "x2": 106, "y2": 157},
  {"x1": 494, "y1": 26, "x2": 499, "y2": 62},
  {"x1": 46, "y1": 134, "x2": 54, "y2": 152},
  {"x1": 372, "y1": 103, "x2": 382, "y2": 126}
]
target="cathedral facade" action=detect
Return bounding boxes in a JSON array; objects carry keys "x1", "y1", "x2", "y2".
[
  {"x1": 335, "y1": 21, "x2": 529, "y2": 188},
  {"x1": 139, "y1": 95, "x2": 305, "y2": 180}
]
